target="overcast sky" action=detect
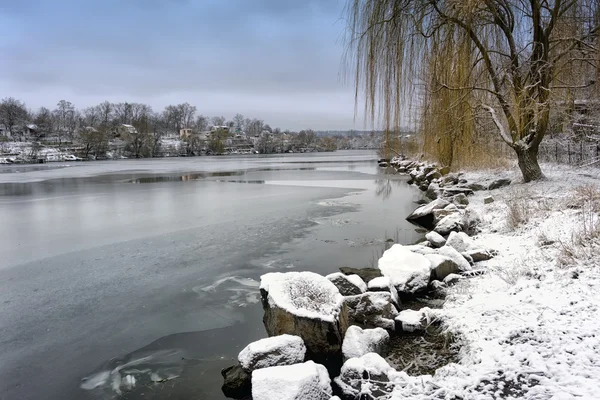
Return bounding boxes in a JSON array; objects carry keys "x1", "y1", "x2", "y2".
[{"x1": 0, "y1": 0, "x2": 371, "y2": 131}]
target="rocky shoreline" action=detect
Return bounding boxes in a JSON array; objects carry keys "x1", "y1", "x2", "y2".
[{"x1": 221, "y1": 158, "x2": 511, "y2": 400}]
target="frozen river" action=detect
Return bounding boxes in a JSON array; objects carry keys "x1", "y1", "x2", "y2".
[{"x1": 0, "y1": 151, "x2": 424, "y2": 399}]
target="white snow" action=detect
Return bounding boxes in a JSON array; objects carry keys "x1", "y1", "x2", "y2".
[
  {"x1": 260, "y1": 272, "x2": 344, "y2": 322},
  {"x1": 387, "y1": 164, "x2": 600, "y2": 399},
  {"x1": 394, "y1": 309, "x2": 429, "y2": 332},
  {"x1": 345, "y1": 274, "x2": 368, "y2": 292},
  {"x1": 251, "y1": 361, "x2": 332, "y2": 400},
  {"x1": 367, "y1": 276, "x2": 400, "y2": 306},
  {"x1": 342, "y1": 325, "x2": 389, "y2": 361},
  {"x1": 377, "y1": 244, "x2": 432, "y2": 293},
  {"x1": 238, "y1": 334, "x2": 306, "y2": 372}
]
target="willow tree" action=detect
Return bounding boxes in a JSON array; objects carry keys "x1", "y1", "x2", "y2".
[{"x1": 346, "y1": 0, "x2": 600, "y2": 181}]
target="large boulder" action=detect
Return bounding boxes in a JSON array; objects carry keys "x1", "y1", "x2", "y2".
[
  {"x1": 406, "y1": 198, "x2": 450, "y2": 230},
  {"x1": 222, "y1": 363, "x2": 251, "y2": 399},
  {"x1": 437, "y1": 246, "x2": 471, "y2": 272},
  {"x1": 425, "y1": 231, "x2": 446, "y2": 248},
  {"x1": 260, "y1": 272, "x2": 348, "y2": 370},
  {"x1": 462, "y1": 207, "x2": 482, "y2": 234},
  {"x1": 434, "y1": 213, "x2": 464, "y2": 235},
  {"x1": 334, "y1": 353, "x2": 396, "y2": 400},
  {"x1": 238, "y1": 335, "x2": 306, "y2": 373},
  {"x1": 425, "y1": 182, "x2": 441, "y2": 200},
  {"x1": 342, "y1": 325, "x2": 389, "y2": 361},
  {"x1": 377, "y1": 244, "x2": 432, "y2": 295},
  {"x1": 326, "y1": 273, "x2": 367, "y2": 296},
  {"x1": 252, "y1": 361, "x2": 332, "y2": 400},
  {"x1": 453, "y1": 193, "x2": 469, "y2": 206},
  {"x1": 425, "y1": 169, "x2": 442, "y2": 182},
  {"x1": 445, "y1": 231, "x2": 477, "y2": 253},
  {"x1": 344, "y1": 292, "x2": 398, "y2": 330},
  {"x1": 425, "y1": 253, "x2": 464, "y2": 281},
  {"x1": 488, "y1": 178, "x2": 511, "y2": 190},
  {"x1": 338, "y1": 267, "x2": 382, "y2": 283}
]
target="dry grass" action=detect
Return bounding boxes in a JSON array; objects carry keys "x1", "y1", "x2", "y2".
[
  {"x1": 558, "y1": 184, "x2": 600, "y2": 266},
  {"x1": 505, "y1": 188, "x2": 532, "y2": 230}
]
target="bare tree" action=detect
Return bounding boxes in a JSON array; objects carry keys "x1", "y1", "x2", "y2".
[
  {"x1": 233, "y1": 113, "x2": 245, "y2": 132},
  {"x1": 53, "y1": 100, "x2": 76, "y2": 145},
  {"x1": 246, "y1": 118, "x2": 264, "y2": 137},
  {"x1": 195, "y1": 115, "x2": 209, "y2": 132},
  {"x1": 346, "y1": 0, "x2": 600, "y2": 181},
  {"x1": 33, "y1": 107, "x2": 54, "y2": 138},
  {"x1": 211, "y1": 116, "x2": 226, "y2": 126},
  {"x1": 0, "y1": 97, "x2": 29, "y2": 140}
]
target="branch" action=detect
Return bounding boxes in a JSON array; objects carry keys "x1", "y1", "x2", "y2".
[{"x1": 480, "y1": 104, "x2": 514, "y2": 145}]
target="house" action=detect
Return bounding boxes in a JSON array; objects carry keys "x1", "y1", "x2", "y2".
[
  {"x1": 210, "y1": 125, "x2": 230, "y2": 133},
  {"x1": 115, "y1": 124, "x2": 137, "y2": 137},
  {"x1": 179, "y1": 128, "x2": 194, "y2": 139}
]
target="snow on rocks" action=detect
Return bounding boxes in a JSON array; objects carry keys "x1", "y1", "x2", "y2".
[
  {"x1": 326, "y1": 272, "x2": 367, "y2": 296},
  {"x1": 342, "y1": 325, "x2": 389, "y2": 361},
  {"x1": 425, "y1": 231, "x2": 446, "y2": 248},
  {"x1": 238, "y1": 334, "x2": 306, "y2": 373},
  {"x1": 445, "y1": 231, "x2": 477, "y2": 253},
  {"x1": 334, "y1": 353, "x2": 396, "y2": 400},
  {"x1": 367, "y1": 276, "x2": 400, "y2": 307},
  {"x1": 433, "y1": 212, "x2": 464, "y2": 235},
  {"x1": 436, "y1": 245, "x2": 472, "y2": 272},
  {"x1": 377, "y1": 244, "x2": 432, "y2": 295},
  {"x1": 260, "y1": 272, "x2": 348, "y2": 367},
  {"x1": 406, "y1": 198, "x2": 450, "y2": 230},
  {"x1": 394, "y1": 308, "x2": 431, "y2": 333},
  {"x1": 251, "y1": 361, "x2": 332, "y2": 400},
  {"x1": 344, "y1": 291, "x2": 398, "y2": 330},
  {"x1": 425, "y1": 253, "x2": 464, "y2": 281}
]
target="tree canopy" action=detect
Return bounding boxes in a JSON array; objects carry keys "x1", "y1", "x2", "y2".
[{"x1": 346, "y1": 0, "x2": 600, "y2": 181}]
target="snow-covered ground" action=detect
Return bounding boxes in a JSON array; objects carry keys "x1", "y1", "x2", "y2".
[{"x1": 390, "y1": 164, "x2": 600, "y2": 399}]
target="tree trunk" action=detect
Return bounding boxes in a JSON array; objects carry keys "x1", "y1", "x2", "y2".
[{"x1": 514, "y1": 144, "x2": 545, "y2": 182}]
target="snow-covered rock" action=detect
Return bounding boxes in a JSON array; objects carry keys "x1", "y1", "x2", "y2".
[
  {"x1": 334, "y1": 353, "x2": 395, "y2": 399},
  {"x1": 442, "y1": 186, "x2": 474, "y2": 197},
  {"x1": 436, "y1": 246, "x2": 472, "y2": 272},
  {"x1": 445, "y1": 203, "x2": 459, "y2": 212},
  {"x1": 453, "y1": 193, "x2": 469, "y2": 205},
  {"x1": 465, "y1": 248, "x2": 493, "y2": 262},
  {"x1": 425, "y1": 253, "x2": 464, "y2": 281},
  {"x1": 238, "y1": 334, "x2": 306, "y2": 373},
  {"x1": 367, "y1": 276, "x2": 400, "y2": 307},
  {"x1": 425, "y1": 182, "x2": 441, "y2": 200},
  {"x1": 445, "y1": 231, "x2": 477, "y2": 253},
  {"x1": 378, "y1": 244, "x2": 432, "y2": 295},
  {"x1": 394, "y1": 308, "x2": 430, "y2": 332},
  {"x1": 462, "y1": 207, "x2": 482, "y2": 234},
  {"x1": 326, "y1": 272, "x2": 367, "y2": 296},
  {"x1": 345, "y1": 292, "x2": 398, "y2": 330},
  {"x1": 443, "y1": 273, "x2": 464, "y2": 285},
  {"x1": 406, "y1": 198, "x2": 450, "y2": 230},
  {"x1": 488, "y1": 178, "x2": 511, "y2": 190},
  {"x1": 425, "y1": 231, "x2": 446, "y2": 248},
  {"x1": 342, "y1": 325, "x2": 389, "y2": 361},
  {"x1": 484, "y1": 195, "x2": 495, "y2": 204},
  {"x1": 251, "y1": 361, "x2": 332, "y2": 400},
  {"x1": 260, "y1": 272, "x2": 348, "y2": 367},
  {"x1": 434, "y1": 212, "x2": 464, "y2": 235}
]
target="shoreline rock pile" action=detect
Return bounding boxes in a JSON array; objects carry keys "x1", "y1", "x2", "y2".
[{"x1": 222, "y1": 158, "x2": 506, "y2": 400}]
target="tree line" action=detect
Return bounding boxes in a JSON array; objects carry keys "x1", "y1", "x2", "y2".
[{"x1": 0, "y1": 97, "x2": 332, "y2": 158}]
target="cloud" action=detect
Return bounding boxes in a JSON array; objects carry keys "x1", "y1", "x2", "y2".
[{"x1": 0, "y1": 0, "x2": 367, "y2": 130}]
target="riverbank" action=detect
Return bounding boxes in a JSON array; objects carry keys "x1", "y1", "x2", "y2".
[
  {"x1": 221, "y1": 160, "x2": 600, "y2": 399},
  {"x1": 389, "y1": 162, "x2": 600, "y2": 399}
]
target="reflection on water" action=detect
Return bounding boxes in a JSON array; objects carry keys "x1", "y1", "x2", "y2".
[{"x1": 375, "y1": 178, "x2": 407, "y2": 200}]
